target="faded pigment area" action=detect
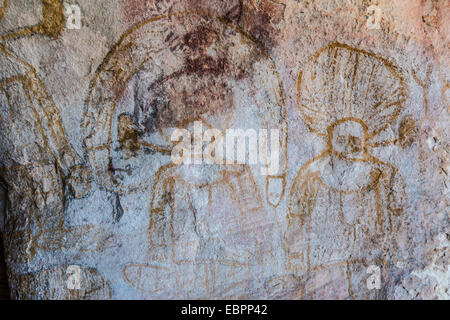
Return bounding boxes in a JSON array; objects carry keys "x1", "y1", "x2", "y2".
[{"x1": 0, "y1": 0, "x2": 448, "y2": 299}]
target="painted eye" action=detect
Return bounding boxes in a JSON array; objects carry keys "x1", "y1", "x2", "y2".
[{"x1": 337, "y1": 135, "x2": 346, "y2": 145}]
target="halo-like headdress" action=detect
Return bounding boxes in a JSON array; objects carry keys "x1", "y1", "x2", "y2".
[{"x1": 298, "y1": 43, "x2": 406, "y2": 137}]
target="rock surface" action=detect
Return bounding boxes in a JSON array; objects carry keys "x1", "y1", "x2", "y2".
[{"x1": 0, "y1": 0, "x2": 448, "y2": 299}]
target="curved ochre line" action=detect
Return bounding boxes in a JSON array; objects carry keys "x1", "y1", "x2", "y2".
[{"x1": 0, "y1": 0, "x2": 7, "y2": 21}]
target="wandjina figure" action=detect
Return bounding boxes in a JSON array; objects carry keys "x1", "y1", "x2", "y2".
[
  {"x1": 80, "y1": 12, "x2": 288, "y2": 298},
  {"x1": 284, "y1": 43, "x2": 410, "y2": 299}
]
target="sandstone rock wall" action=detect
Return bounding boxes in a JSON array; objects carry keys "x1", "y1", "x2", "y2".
[{"x1": 0, "y1": 0, "x2": 448, "y2": 299}]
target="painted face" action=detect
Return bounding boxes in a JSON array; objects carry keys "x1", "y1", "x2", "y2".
[{"x1": 330, "y1": 120, "x2": 366, "y2": 160}]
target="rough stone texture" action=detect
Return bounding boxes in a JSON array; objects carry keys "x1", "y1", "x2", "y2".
[{"x1": 0, "y1": 0, "x2": 448, "y2": 299}]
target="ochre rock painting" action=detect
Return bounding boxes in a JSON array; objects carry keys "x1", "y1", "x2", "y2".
[
  {"x1": 285, "y1": 43, "x2": 408, "y2": 299},
  {"x1": 83, "y1": 11, "x2": 286, "y2": 298},
  {"x1": 0, "y1": 0, "x2": 448, "y2": 300}
]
